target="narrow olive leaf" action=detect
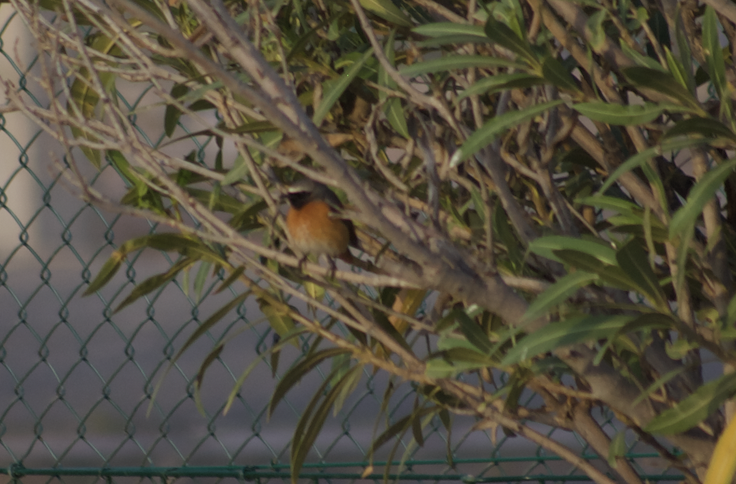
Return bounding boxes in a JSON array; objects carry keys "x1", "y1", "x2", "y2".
[
  {"x1": 621, "y1": 42, "x2": 665, "y2": 71},
  {"x1": 632, "y1": 366, "x2": 690, "y2": 407},
  {"x1": 399, "y1": 55, "x2": 523, "y2": 77},
  {"x1": 215, "y1": 265, "x2": 245, "y2": 294},
  {"x1": 290, "y1": 369, "x2": 341, "y2": 483},
  {"x1": 441, "y1": 348, "x2": 496, "y2": 367},
  {"x1": 619, "y1": 313, "x2": 676, "y2": 335},
  {"x1": 670, "y1": 157, "x2": 736, "y2": 240},
  {"x1": 359, "y1": 0, "x2": 412, "y2": 27},
  {"x1": 622, "y1": 67, "x2": 702, "y2": 112},
  {"x1": 411, "y1": 400, "x2": 425, "y2": 447},
  {"x1": 586, "y1": 9, "x2": 607, "y2": 50},
  {"x1": 576, "y1": 195, "x2": 641, "y2": 215},
  {"x1": 222, "y1": 154, "x2": 248, "y2": 186},
  {"x1": 664, "y1": 47, "x2": 688, "y2": 90},
  {"x1": 148, "y1": 291, "x2": 250, "y2": 416},
  {"x1": 554, "y1": 249, "x2": 609, "y2": 274},
  {"x1": 313, "y1": 47, "x2": 374, "y2": 126},
  {"x1": 572, "y1": 102, "x2": 665, "y2": 125},
  {"x1": 164, "y1": 84, "x2": 188, "y2": 137},
  {"x1": 193, "y1": 343, "x2": 224, "y2": 415},
  {"x1": 84, "y1": 251, "x2": 127, "y2": 296},
  {"x1": 193, "y1": 261, "x2": 210, "y2": 303},
  {"x1": 412, "y1": 23, "x2": 486, "y2": 39},
  {"x1": 380, "y1": 30, "x2": 409, "y2": 138},
  {"x1": 223, "y1": 327, "x2": 308, "y2": 415},
  {"x1": 501, "y1": 315, "x2": 634, "y2": 366},
  {"x1": 415, "y1": 35, "x2": 492, "y2": 48},
  {"x1": 528, "y1": 235, "x2": 617, "y2": 265},
  {"x1": 450, "y1": 99, "x2": 563, "y2": 167},
  {"x1": 644, "y1": 373, "x2": 736, "y2": 435},
  {"x1": 663, "y1": 117, "x2": 736, "y2": 142},
  {"x1": 703, "y1": 6, "x2": 727, "y2": 100},
  {"x1": 258, "y1": 299, "x2": 299, "y2": 348},
  {"x1": 453, "y1": 310, "x2": 494, "y2": 353},
  {"x1": 674, "y1": 5, "x2": 695, "y2": 93},
  {"x1": 607, "y1": 431, "x2": 627, "y2": 468},
  {"x1": 143, "y1": 233, "x2": 205, "y2": 252},
  {"x1": 521, "y1": 272, "x2": 599, "y2": 323},
  {"x1": 369, "y1": 406, "x2": 438, "y2": 456},
  {"x1": 484, "y1": 16, "x2": 537, "y2": 66},
  {"x1": 425, "y1": 357, "x2": 491, "y2": 378},
  {"x1": 437, "y1": 336, "x2": 479, "y2": 352},
  {"x1": 332, "y1": 362, "x2": 362, "y2": 415},
  {"x1": 616, "y1": 240, "x2": 666, "y2": 307},
  {"x1": 268, "y1": 347, "x2": 352, "y2": 417},
  {"x1": 541, "y1": 56, "x2": 580, "y2": 92},
  {"x1": 291, "y1": 366, "x2": 363, "y2": 484},
  {"x1": 115, "y1": 258, "x2": 195, "y2": 312},
  {"x1": 457, "y1": 73, "x2": 544, "y2": 101},
  {"x1": 597, "y1": 137, "x2": 714, "y2": 195}
]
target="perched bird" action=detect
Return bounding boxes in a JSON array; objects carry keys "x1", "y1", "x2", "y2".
[{"x1": 284, "y1": 179, "x2": 359, "y2": 264}]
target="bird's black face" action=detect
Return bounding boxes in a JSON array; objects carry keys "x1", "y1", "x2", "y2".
[{"x1": 286, "y1": 189, "x2": 313, "y2": 209}]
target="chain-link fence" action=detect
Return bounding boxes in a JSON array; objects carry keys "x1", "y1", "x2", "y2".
[{"x1": 0, "y1": 6, "x2": 688, "y2": 483}]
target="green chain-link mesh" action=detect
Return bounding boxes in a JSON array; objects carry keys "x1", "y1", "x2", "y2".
[{"x1": 0, "y1": 6, "x2": 685, "y2": 483}]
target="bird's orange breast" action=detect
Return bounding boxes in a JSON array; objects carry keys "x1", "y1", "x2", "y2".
[{"x1": 286, "y1": 200, "x2": 351, "y2": 257}]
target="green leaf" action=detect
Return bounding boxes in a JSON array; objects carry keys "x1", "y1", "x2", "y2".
[
  {"x1": 450, "y1": 99, "x2": 563, "y2": 167},
  {"x1": 572, "y1": 102, "x2": 665, "y2": 125},
  {"x1": 586, "y1": 9, "x2": 607, "y2": 50},
  {"x1": 703, "y1": 6, "x2": 727, "y2": 100},
  {"x1": 399, "y1": 55, "x2": 523, "y2": 77},
  {"x1": 359, "y1": 0, "x2": 412, "y2": 27},
  {"x1": 215, "y1": 265, "x2": 245, "y2": 294},
  {"x1": 269, "y1": 347, "x2": 352, "y2": 417},
  {"x1": 670, "y1": 157, "x2": 736, "y2": 240},
  {"x1": 115, "y1": 258, "x2": 195, "y2": 312},
  {"x1": 412, "y1": 23, "x2": 486, "y2": 39},
  {"x1": 522, "y1": 271, "x2": 599, "y2": 323},
  {"x1": 663, "y1": 117, "x2": 736, "y2": 142},
  {"x1": 259, "y1": 299, "x2": 299, "y2": 348},
  {"x1": 84, "y1": 251, "x2": 127, "y2": 296},
  {"x1": 674, "y1": 6, "x2": 695, "y2": 93},
  {"x1": 554, "y1": 249, "x2": 609, "y2": 274},
  {"x1": 644, "y1": 373, "x2": 736, "y2": 435},
  {"x1": 222, "y1": 154, "x2": 249, "y2": 186},
  {"x1": 313, "y1": 47, "x2": 374, "y2": 126},
  {"x1": 608, "y1": 431, "x2": 627, "y2": 468},
  {"x1": 452, "y1": 309, "x2": 493, "y2": 353},
  {"x1": 165, "y1": 83, "x2": 188, "y2": 137},
  {"x1": 380, "y1": 30, "x2": 409, "y2": 138},
  {"x1": 484, "y1": 16, "x2": 537, "y2": 66},
  {"x1": 597, "y1": 137, "x2": 714, "y2": 195},
  {"x1": 415, "y1": 35, "x2": 492, "y2": 48},
  {"x1": 148, "y1": 290, "x2": 250, "y2": 416},
  {"x1": 621, "y1": 42, "x2": 665, "y2": 71},
  {"x1": 457, "y1": 73, "x2": 544, "y2": 101},
  {"x1": 664, "y1": 47, "x2": 688, "y2": 90},
  {"x1": 632, "y1": 365, "x2": 690, "y2": 406},
  {"x1": 616, "y1": 240, "x2": 665, "y2": 307},
  {"x1": 576, "y1": 195, "x2": 641, "y2": 215},
  {"x1": 541, "y1": 56, "x2": 580, "y2": 92},
  {"x1": 501, "y1": 315, "x2": 634, "y2": 366},
  {"x1": 528, "y1": 235, "x2": 617, "y2": 265},
  {"x1": 193, "y1": 343, "x2": 224, "y2": 415},
  {"x1": 291, "y1": 365, "x2": 363, "y2": 483},
  {"x1": 622, "y1": 67, "x2": 701, "y2": 112}
]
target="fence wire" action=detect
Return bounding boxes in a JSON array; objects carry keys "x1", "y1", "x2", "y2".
[{"x1": 0, "y1": 5, "x2": 685, "y2": 484}]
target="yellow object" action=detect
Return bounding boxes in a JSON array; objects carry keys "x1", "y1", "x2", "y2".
[{"x1": 703, "y1": 416, "x2": 736, "y2": 484}]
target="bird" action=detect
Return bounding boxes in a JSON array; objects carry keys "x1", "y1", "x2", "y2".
[{"x1": 284, "y1": 178, "x2": 359, "y2": 266}]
